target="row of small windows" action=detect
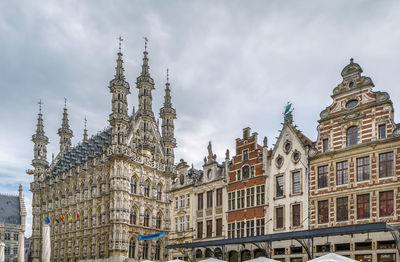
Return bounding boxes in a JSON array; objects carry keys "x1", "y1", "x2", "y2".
[
  {"x1": 317, "y1": 190, "x2": 394, "y2": 224},
  {"x1": 128, "y1": 238, "x2": 161, "y2": 260},
  {"x1": 129, "y1": 209, "x2": 162, "y2": 229},
  {"x1": 130, "y1": 176, "x2": 162, "y2": 200},
  {"x1": 197, "y1": 218, "x2": 223, "y2": 239},
  {"x1": 228, "y1": 185, "x2": 265, "y2": 211},
  {"x1": 227, "y1": 218, "x2": 265, "y2": 238},
  {"x1": 317, "y1": 152, "x2": 393, "y2": 189},
  {"x1": 175, "y1": 194, "x2": 190, "y2": 209},
  {"x1": 322, "y1": 124, "x2": 387, "y2": 152},
  {"x1": 0, "y1": 233, "x2": 18, "y2": 241},
  {"x1": 197, "y1": 188, "x2": 223, "y2": 210},
  {"x1": 4, "y1": 246, "x2": 18, "y2": 255}
]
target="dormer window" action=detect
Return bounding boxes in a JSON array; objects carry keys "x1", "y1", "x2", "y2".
[
  {"x1": 379, "y1": 124, "x2": 386, "y2": 139},
  {"x1": 207, "y1": 169, "x2": 212, "y2": 180},
  {"x1": 349, "y1": 81, "x2": 354, "y2": 88},
  {"x1": 346, "y1": 100, "x2": 358, "y2": 109},
  {"x1": 322, "y1": 139, "x2": 328, "y2": 152},
  {"x1": 242, "y1": 165, "x2": 250, "y2": 179}
]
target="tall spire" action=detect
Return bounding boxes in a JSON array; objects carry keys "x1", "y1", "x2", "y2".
[
  {"x1": 58, "y1": 99, "x2": 73, "y2": 153},
  {"x1": 32, "y1": 100, "x2": 49, "y2": 172},
  {"x1": 160, "y1": 69, "x2": 177, "y2": 170},
  {"x1": 137, "y1": 37, "x2": 154, "y2": 84}
]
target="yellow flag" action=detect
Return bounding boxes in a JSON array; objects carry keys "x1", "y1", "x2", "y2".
[{"x1": 68, "y1": 213, "x2": 72, "y2": 221}]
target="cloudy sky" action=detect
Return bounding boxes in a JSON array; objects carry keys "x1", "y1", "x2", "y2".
[{"x1": 1, "y1": 0, "x2": 400, "y2": 237}]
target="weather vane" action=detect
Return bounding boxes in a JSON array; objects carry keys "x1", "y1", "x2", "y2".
[
  {"x1": 118, "y1": 35, "x2": 123, "y2": 52},
  {"x1": 144, "y1": 37, "x2": 148, "y2": 51},
  {"x1": 38, "y1": 100, "x2": 43, "y2": 114}
]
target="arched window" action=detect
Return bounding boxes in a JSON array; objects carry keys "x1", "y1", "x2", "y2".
[
  {"x1": 155, "y1": 241, "x2": 161, "y2": 260},
  {"x1": 128, "y1": 237, "x2": 136, "y2": 258},
  {"x1": 205, "y1": 248, "x2": 213, "y2": 257},
  {"x1": 130, "y1": 177, "x2": 137, "y2": 194},
  {"x1": 144, "y1": 211, "x2": 150, "y2": 227},
  {"x1": 242, "y1": 165, "x2": 250, "y2": 179},
  {"x1": 144, "y1": 181, "x2": 150, "y2": 197},
  {"x1": 157, "y1": 184, "x2": 162, "y2": 201},
  {"x1": 156, "y1": 212, "x2": 162, "y2": 229},
  {"x1": 142, "y1": 241, "x2": 149, "y2": 259},
  {"x1": 130, "y1": 209, "x2": 137, "y2": 225},
  {"x1": 196, "y1": 249, "x2": 203, "y2": 258},
  {"x1": 347, "y1": 126, "x2": 358, "y2": 146}
]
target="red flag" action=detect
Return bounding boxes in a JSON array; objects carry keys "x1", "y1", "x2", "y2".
[
  {"x1": 76, "y1": 210, "x2": 79, "y2": 220},
  {"x1": 59, "y1": 214, "x2": 64, "y2": 222}
]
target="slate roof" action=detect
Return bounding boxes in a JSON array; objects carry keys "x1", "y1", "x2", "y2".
[
  {"x1": 0, "y1": 195, "x2": 21, "y2": 225},
  {"x1": 48, "y1": 128, "x2": 112, "y2": 178}
]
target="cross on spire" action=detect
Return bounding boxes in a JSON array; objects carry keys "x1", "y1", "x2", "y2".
[
  {"x1": 118, "y1": 35, "x2": 123, "y2": 52},
  {"x1": 38, "y1": 100, "x2": 43, "y2": 114}
]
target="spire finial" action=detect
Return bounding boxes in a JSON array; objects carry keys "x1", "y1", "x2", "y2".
[
  {"x1": 84, "y1": 117, "x2": 87, "y2": 129},
  {"x1": 144, "y1": 37, "x2": 148, "y2": 51},
  {"x1": 64, "y1": 98, "x2": 67, "y2": 108},
  {"x1": 167, "y1": 68, "x2": 169, "y2": 83},
  {"x1": 350, "y1": 58, "x2": 354, "y2": 64},
  {"x1": 118, "y1": 35, "x2": 123, "y2": 52},
  {"x1": 38, "y1": 100, "x2": 43, "y2": 114}
]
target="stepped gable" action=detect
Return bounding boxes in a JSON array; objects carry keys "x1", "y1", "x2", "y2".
[
  {"x1": 0, "y1": 194, "x2": 21, "y2": 225},
  {"x1": 48, "y1": 128, "x2": 112, "y2": 178}
]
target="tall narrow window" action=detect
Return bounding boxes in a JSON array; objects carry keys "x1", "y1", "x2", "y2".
[
  {"x1": 336, "y1": 197, "x2": 348, "y2": 221},
  {"x1": 198, "y1": 193, "x2": 203, "y2": 210},
  {"x1": 236, "y1": 170, "x2": 242, "y2": 181},
  {"x1": 276, "y1": 207, "x2": 284, "y2": 229},
  {"x1": 206, "y1": 220, "x2": 212, "y2": 238},
  {"x1": 186, "y1": 194, "x2": 190, "y2": 207},
  {"x1": 236, "y1": 221, "x2": 245, "y2": 238},
  {"x1": 379, "y1": 191, "x2": 394, "y2": 217},
  {"x1": 144, "y1": 211, "x2": 150, "y2": 227},
  {"x1": 186, "y1": 215, "x2": 190, "y2": 230},
  {"x1": 318, "y1": 165, "x2": 329, "y2": 188},
  {"x1": 216, "y1": 218, "x2": 222, "y2": 236},
  {"x1": 246, "y1": 187, "x2": 255, "y2": 207},
  {"x1": 276, "y1": 176, "x2": 284, "y2": 197},
  {"x1": 228, "y1": 192, "x2": 235, "y2": 210},
  {"x1": 155, "y1": 242, "x2": 161, "y2": 261},
  {"x1": 142, "y1": 241, "x2": 149, "y2": 259},
  {"x1": 131, "y1": 177, "x2": 137, "y2": 194},
  {"x1": 180, "y1": 195, "x2": 185, "y2": 208},
  {"x1": 157, "y1": 184, "x2": 162, "y2": 201},
  {"x1": 336, "y1": 161, "x2": 348, "y2": 185},
  {"x1": 144, "y1": 181, "x2": 150, "y2": 197},
  {"x1": 357, "y1": 194, "x2": 370, "y2": 219},
  {"x1": 322, "y1": 138, "x2": 329, "y2": 152},
  {"x1": 346, "y1": 126, "x2": 358, "y2": 146},
  {"x1": 379, "y1": 152, "x2": 393, "y2": 178},
  {"x1": 242, "y1": 165, "x2": 250, "y2": 179},
  {"x1": 243, "y1": 150, "x2": 249, "y2": 161},
  {"x1": 256, "y1": 218, "x2": 265, "y2": 236},
  {"x1": 207, "y1": 191, "x2": 213, "y2": 208},
  {"x1": 256, "y1": 185, "x2": 265, "y2": 205},
  {"x1": 175, "y1": 218, "x2": 178, "y2": 232},
  {"x1": 318, "y1": 200, "x2": 329, "y2": 224},
  {"x1": 357, "y1": 156, "x2": 370, "y2": 181},
  {"x1": 128, "y1": 238, "x2": 136, "y2": 258},
  {"x1": 292, "y1": 204, "x2": 301, "y2": 227},
  {"x1": 292, "y1": 171, "x2": 301, "y2": 194},
  {"x1": 197, "y1": 222, "x2": 203, "y2": 239},
  {"x1": 180, "y1": 216, "x2": 184, "y2": 232},
  {"x1": 246, "y1": 220, "x2": 255, "y2": 237},
  {"x1": 379, "y1": 124, "x2": 386, "y2": 139},
  {"x1": 156, "y1": 213, "x2": 162, "y2": 229},
  {"x1": 175, "y1": 197, "x2": 178, "y2": 209},
  {"x1": 130, "y1": 209, "x2": 137, "y2": 225},
  {"x1": 216, "y1": 188, "x2": 223, "y2": 206},
  {"x1": 237, "y1": 189, "x2": 245, "y2": 209}
]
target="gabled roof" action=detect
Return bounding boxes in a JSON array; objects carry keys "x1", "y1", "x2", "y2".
[
  {"x1": 0, "y1": 194, "x2": 21, "y2": 225},
  {"x1": 48, "y1": 128, "x2": 111, "y2": 178}
]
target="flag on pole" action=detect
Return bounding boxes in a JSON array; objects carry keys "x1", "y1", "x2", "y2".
[
  {"x1": 60, "y1": 214, "x2": 64, "y2": 222},
  {"x1": 44, "y1": 217, "x2": 50, "y2": 224},
  {"x1": 76, "y1": 210, "x2": 79, "y2": 220},
  {"x1": 55, "y1": 217, "x2": 59, "y2": 223},
  {"x1": 68, "y1": 213, "x2": 72, "y2": 221}
]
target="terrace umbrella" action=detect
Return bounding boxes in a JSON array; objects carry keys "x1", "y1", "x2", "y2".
[{"x1": 308, "y1": 253, "x2": 357, "y2": 262}]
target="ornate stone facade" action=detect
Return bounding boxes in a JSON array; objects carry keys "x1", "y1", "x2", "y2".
[
  {"x1": 29, "y1": 46, "x2": 176, "y2": 262},
  {"x1": 309, "y1": 59, "x2": 400, "y2": 261}
]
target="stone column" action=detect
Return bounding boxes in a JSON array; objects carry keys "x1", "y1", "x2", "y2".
[
  {"x1": 0, "y1": 242, "x2": 4, "y2": 262},
  {"x1": 42, "y1": 224, "x2": 50, "y2": 262},
  {"x1": 18, "y1": 232, "x2": 24, "y2": 262}
]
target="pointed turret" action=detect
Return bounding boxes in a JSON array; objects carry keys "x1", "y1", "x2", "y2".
[
  {"x1": 136, "y1": 39, "x2": 155, "y2": 120},
  {"x1": 160, "y1": 69, "x2": 177, "y2": 168},
  {"x1": 109, "y1": 40, "x2": 130, "y2": 146},
  {"x1": 58, "y1": 100, "x2": 73, "y2": 153},
  {"x1": 31, "y1": 101, "x2": 49, "y2": 176}
]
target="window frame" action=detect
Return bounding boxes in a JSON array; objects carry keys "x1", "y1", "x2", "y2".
[
  {"x1": 318, "y1": 200, "x2": 329, "y2": 224},
  {"x1": 379, "y1": 152, "x2": 394, "y2": 178},
  {"x1": 357, "y1": 194, "x2": 370, "y2": 220},
  {"x1": 357, "y1": 156, "x2": 370, "y2": 182},
  {"x1": 318, "y1": 165, "x2": 329, "y2": 189},
  {"x1": 336, "y1": 161, "x2": 348, "y2": 185},
  {"x1": 276, "y1": 207, "x2": 284, "y2": 229},
  {"x1": 336, "y1": 197, "x2": 348, "y2": 222},
  {"x1": 346, "y1": 126, "x2": 358, "y2": 146}
]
